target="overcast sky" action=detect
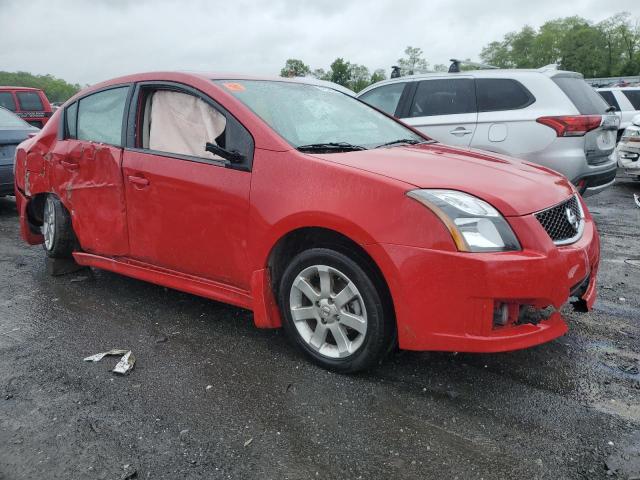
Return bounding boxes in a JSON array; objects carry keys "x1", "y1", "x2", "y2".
[{"x1": 2, "y1": 0, "x2": 640, "y2": 85}]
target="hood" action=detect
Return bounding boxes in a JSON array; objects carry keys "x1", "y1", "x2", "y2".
[{"x1": 310, "y1": 143, "x2": 575, "y2": 217}]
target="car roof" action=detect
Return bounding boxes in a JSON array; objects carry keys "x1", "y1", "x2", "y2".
[
  {"x1": 596, "y1": 86, "x2": 640, "y2": 91},
  {"x1": 0, "y1": 86, "x2": 43, "y2": 92},
  {"x1": 77, "y1": 71, "x2": 356, "y2": 98},
  {"x1": 357, "y1": 66, "x2": 581, "y2": 95}
]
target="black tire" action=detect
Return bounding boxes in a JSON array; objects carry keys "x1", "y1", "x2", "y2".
[
  {"x1": 278, "y1": 248, "x2": 395, "y2": 373},
  {"x1": 42, "y1": 194, "x2": 76, "y2": 258}
]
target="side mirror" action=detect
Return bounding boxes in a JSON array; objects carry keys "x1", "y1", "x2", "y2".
[{"x1": 205, "y1": 142, "x2": 246, "y2": 164}]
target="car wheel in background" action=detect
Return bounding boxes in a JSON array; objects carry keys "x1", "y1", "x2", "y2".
[
  {"x1": 279, "y1": 248, "x2": 395, "y2": 372},
  {"x1": 42, "y1": 195, "x2": 76, "y2": 258}
]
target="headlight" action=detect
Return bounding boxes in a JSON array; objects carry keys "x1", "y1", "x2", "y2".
[{"x1": 406, "y1": 189, "x2": 521, "y2": 252}]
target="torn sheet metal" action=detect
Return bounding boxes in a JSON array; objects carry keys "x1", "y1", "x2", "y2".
[{"x1": 84, "y1": 349, "x2": 135, "y2": 375}]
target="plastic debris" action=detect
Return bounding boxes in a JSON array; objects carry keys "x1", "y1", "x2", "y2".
[
  {"x1": 113, "y1": 351, "x2": 136, "y2": 375},
  {"x1": 244, "y1": 438, "x2": 253, "y2": 447},
  {"x1": 84, "y1": 349, "x2": 135, "y2": 375},
  {"x1": 84, "y1": 349, "x2": 129, "y2": 362},
  {"x1": 634, "y1": 194, "x2": 640, "y2": 208}
]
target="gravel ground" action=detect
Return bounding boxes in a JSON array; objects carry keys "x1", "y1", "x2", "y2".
[{"x1": 0, "y1": 174, "x2": 639, "y2": 480}]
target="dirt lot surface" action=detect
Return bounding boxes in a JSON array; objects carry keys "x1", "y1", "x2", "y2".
[{"x1": 1, "y1": 174, "x2": 639, "y2": 480}]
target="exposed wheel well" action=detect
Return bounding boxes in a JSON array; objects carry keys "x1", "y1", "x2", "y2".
[
  {"x1": 267, "y1": 227, "x2": 396, "y2": 323},
  {"x1": 26, "y1": 193, "x2": 48, "y2": 233}
]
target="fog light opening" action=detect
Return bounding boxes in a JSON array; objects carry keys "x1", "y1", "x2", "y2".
[
  {"x1": 493, "y1": 303, "x2": 509, "y2": 327},
  {"x1": 518, "y1": 305, "x2": 556, "y2": 325}
]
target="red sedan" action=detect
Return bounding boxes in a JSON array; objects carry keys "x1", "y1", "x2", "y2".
[{"x1": 13, "y1": 72, "x2": 599, "y2": 372}]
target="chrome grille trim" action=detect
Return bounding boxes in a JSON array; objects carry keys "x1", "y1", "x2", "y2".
[{"x1": 534, "y1": 194, "x2": 585, "y2": 246}]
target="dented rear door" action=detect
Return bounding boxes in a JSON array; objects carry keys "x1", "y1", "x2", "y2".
[{"x1": 52, "y1": 86, "x2": 131, "y2": 256}]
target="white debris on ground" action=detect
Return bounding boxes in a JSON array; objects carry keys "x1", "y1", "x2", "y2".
[{"x1": 84, "y1": 349, "x2": 136, "y2": 375}]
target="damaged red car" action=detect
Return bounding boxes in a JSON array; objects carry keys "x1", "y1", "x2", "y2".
[{"x1": 14, "y1": 72, "x2": 599, "y2": 372}]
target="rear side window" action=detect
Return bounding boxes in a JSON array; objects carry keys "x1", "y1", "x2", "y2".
[
  {"x1": 0, "y1": 92, "x2": 16, "y2": 111},
  {"x1": 359, "y1": 83, "x2": 405, "y2": 116},
  {"x1": 77, "y1": 87, "x2": 129, "y2": 146},
  {"x1": 476, "y1": 79, "x2": 534, "y2": 112},
  {"x1": 65, "y1": 102, "x2": 78, "y2": 139},
  {"x1": 16, "y1": 92, "x2": 44, "y2": 111},
  {"x1": 552, "y1": 76, "x2": 609, "y2": 115},
  {"x1": 598, "y1": 91, "x2": 620, "y2": 111},
  {"x1": 409, "y1": 79, "x2": 476, "y2": 117},
  {"x1": 622, "y1": 90, "x2": 640, "y2": 110}
]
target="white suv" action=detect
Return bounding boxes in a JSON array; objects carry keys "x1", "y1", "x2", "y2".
[
  {"x1": 596, "y1": 87, "x2": 640, "y2": 140},
  {"x1": 358, "y1": 67, "x2": 619, "y2": 196}
]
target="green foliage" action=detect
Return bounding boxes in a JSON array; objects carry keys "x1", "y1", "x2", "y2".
[
  {"x1": 0, "y1": 71, "x2": 81, "y2": 102},
  {"x1": 480, "y1": 12, "x2": 640, "y2": 77},
  {"x1": 329, "y1": 58, "x2": 351, "y2": 87},
  {"x1": 397, "y1": 46, "x2": 429, "y2": 76},
  {"x1": 370, "y1": 69, "x2": 387, "y2": 84},
  {"x1": 280, "y1": 59, "x2": 311, "y2": 78}
]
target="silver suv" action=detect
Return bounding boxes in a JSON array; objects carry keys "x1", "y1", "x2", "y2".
[{"x1": 358, "y1": 67, "x2": 619, "y2": 196}]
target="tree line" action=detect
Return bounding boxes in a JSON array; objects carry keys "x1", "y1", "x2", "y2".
[
  {"x1": 0, "y1": 71, "x2": 81, "y2": 103},
  {"x1": 281, "y1": 12, "x2": 639, "y2": 90},
  {"x1": 480, "y1": 12, "x2": 639, "y2": 77},
  {"x1": 2, "y1": 12, "x2": 637, "y2": 102},
  {"x1": 280, "y1": 46, "x2": 450, "y2": 92}
]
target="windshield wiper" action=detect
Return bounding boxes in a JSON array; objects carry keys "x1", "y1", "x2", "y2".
[
  {"x1": 296, "y1": 142, "x2": 367, "y2": 153},
  {"x1": 375, "y1": 138, "x2": 433, "y2": 148}
]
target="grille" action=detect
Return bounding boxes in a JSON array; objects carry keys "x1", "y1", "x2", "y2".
[{"x1": 535, "y1": 195, "x2": 583, "y2": 244}]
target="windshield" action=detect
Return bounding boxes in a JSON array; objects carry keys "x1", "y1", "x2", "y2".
[
  {"x1": 213, "y1": 80, "x2": 424, "y2": 150},
  {"x1": 0, "y1": 107, "x2": 31, "y2": 128}
]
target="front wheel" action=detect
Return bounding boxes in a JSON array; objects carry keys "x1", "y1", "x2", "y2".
[
  {"x1": 42, "y1": 195, "x2": 76, "y2": 258},
  {"x1": 278, "y1": 248, "x2": 395, "y2": 373}
]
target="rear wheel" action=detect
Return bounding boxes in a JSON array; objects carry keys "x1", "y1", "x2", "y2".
[
  {"x1": 279, "y1": 248, "x2": 395, "y2": 373},
  {"x1": 42, "y1": 195, "x2": 76, "y2": 258}
]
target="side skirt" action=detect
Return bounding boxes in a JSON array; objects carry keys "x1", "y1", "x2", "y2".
[{"x1": 72, "y1": 252, "x2": 253, "y2": 310}]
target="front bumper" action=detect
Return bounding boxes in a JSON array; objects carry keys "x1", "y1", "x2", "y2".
[
  {"x1": 367, "y1": 211, "x2": 600, "y2": 353},
  {"x1": 617, "y1": 143, "x2": 640, "y2": 176}
]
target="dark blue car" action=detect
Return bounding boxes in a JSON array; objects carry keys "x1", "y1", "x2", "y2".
[{"x1": 0, "y1": 106, "x2": 38, "y2": 196}]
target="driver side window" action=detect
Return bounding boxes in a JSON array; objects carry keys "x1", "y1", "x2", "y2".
[
  {"x1": 134, "y1": 86, "x2": 255, "y2": 169},
  {"x1": 139, "y1": 89, "x2": 227, "y2": 160}
]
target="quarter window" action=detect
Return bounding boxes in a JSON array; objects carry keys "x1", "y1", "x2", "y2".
[
  {"x1": 77, "y1": 87, "x2": 129, "y2": 146},
  {"x1": 622, "y1": 90, "x2": 640, "y2": 110},
  {"x1": 409, "y1": 79, "x2": 476, "y2": 117},
  {"x1": 598, "y1": 91, "x2": 620, "y2": 111},
  {"x1": 16, "y1": 91, "x2": 44, "y2": 111},
  {"x1": 65, "y1": 102, "x2": 78, "y2": 139},
  {"x1": 359, "y1": 83, "x2": 406, "y2": 116},
  {"x1": 0, "y1": 92, "x2": 16, "y2": 111},
  {"x1": 476, "y1": 79, "x2": 534, "y2": 112}
]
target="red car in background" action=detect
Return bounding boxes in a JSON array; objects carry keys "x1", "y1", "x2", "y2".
[
  {"x1": 13, "y1": 72, "x2": 599, "y2": 372},
  {"x1": 0, "y1": 86, "x2": 53, "y2": 128}
]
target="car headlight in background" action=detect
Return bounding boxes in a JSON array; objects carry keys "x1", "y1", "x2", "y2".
[
  {"x1": 406, "y1": 189, "x2": 521, "y2": 252},
  {"x1": 621, "y1": 126, "x2": 640, "y2": 143}
]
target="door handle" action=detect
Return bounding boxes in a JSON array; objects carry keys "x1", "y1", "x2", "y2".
[
  {"x1": 449, "y1": 127, "x2": 473, "y2": 136},
  {"x1": 60, "y1": 159, "x2": 79, "y2": 170},
  {"x1": 127, "y1": 175, "x2": 150, "y2": 188}
]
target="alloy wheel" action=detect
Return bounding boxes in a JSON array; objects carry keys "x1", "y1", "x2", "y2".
[
  {"x1": 288, "y1": 264, "x2": 367, "y2": 359},
  {"x1": 42, "y1": 197, "x2": 55, "y2": 251}
]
